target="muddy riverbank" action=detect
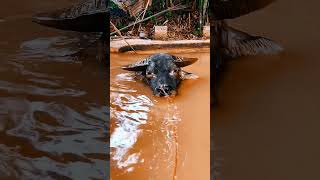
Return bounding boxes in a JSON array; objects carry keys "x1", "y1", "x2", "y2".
[{"x1": 110, "y1": 38, "x2": 210, "y2": 53}]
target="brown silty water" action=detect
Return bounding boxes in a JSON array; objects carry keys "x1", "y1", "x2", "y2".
[
  {"x1": 214, "y1": 0, "x2": 320, "y2": 179},
  {"x1": 110, "y1": 49, "x2": 210, "y2": 180},
  {"x1": 0, "y1": 0, "x2": 107, "y2": 179}
]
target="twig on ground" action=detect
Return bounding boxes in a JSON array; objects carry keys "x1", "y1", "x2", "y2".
[
  {"x1": 138, "y1": 0, "x2": 151, "y2": 32},
  {"x1": 110, "y1": 21, "x2": 137, "y2": 54}
]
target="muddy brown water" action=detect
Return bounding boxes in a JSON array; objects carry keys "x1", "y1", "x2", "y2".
[
  {"x1": 214, "y1": 0, "x2": 320, "y2": 179},
  {"x1": 0, "y1": 0, "x2": 107, "y2": 179},
  {"x1": 110, "y1": 49, "x2": 210, "y2": 180}
]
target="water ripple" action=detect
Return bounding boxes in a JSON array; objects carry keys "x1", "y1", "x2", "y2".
[
  {"x1": 0, "y1": 80, "x2": 85, "y2": 97},
  {"x1": 0, "y1": 97, "x2": 106, "y2": 179}
]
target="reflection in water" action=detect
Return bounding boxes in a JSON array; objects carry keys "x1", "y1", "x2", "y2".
[
  {"x1": 18, "y1": 33, "x2": 101, "y2": 61},
  {"x1": 110, "y1": 73, "x2": 153, "y2": 171},
  {"x1": 20, "y1": 36, "x2": 78, "y2": 58},
  {"x1": 0, "y1": 80, "x2": 86, "y2": 97},
  {"x1": 0, "y1": 2, "x2": 107, "y2": 178},
  {"x1": 161, "y1": 101, "x2": 181, "y2": 180},
  {"x1": 110, "y1": 69, "x2": 184, "y2": 179},
  {"x1": 0, "y1": 97, "x2": 107, "y2": 179}
]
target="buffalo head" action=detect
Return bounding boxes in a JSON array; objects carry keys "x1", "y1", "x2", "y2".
[{"x1": 122, "y1": 53, "x2": 198, "y2": 97}]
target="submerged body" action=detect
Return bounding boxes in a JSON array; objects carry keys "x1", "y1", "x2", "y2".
[{"x1": 122, "y1": 53, "x2": 198, "y2": 97}]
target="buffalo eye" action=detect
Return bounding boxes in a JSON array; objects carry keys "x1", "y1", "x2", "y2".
[
  {"x1": 146, "y1": 71, "x2": 156, "y2": 79},
  {"x1": 170, "y1": 69, "x2": 179, "y2": 76}
]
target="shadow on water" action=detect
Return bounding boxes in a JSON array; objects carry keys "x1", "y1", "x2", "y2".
[{"x1": 0, "y1": 0, "x2": 107, "y2": 179}]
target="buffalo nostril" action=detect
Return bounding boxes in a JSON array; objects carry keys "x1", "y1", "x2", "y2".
[
  {"x1": 162, "y1": 85, "x2": 172, "y2": 92},
  {"x1": 158, "y1": 84, "x2": 172, "y2": 94},
  {"x1": 156, "y1": 87, "x2": 162, "y2": 93}
]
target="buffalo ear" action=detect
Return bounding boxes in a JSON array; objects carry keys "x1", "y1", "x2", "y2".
[
  {"x1": 180, "y1": 70, "x2": 199, "y2": 80},
  {"x1": 121, "y1": 57, "x2": 151, "y2": 71},
  {"x1": 172, "y1": 56, "x2": 198, "y2": 67}
]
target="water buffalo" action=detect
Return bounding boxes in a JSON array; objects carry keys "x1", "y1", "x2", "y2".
[{"x1": 122, "y1": 53, "x2": 198, "y2": 97}]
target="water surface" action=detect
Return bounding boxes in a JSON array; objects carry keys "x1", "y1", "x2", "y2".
[
  {"x1": 214, "y1": 0, "x2": 320, "y2": 179},
  {"x1": 110, "y1": 49, "x2": 210, "y2": 180},
  {"x1": 0, "y1": 0, "x2": 107, "y2": 179}
]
